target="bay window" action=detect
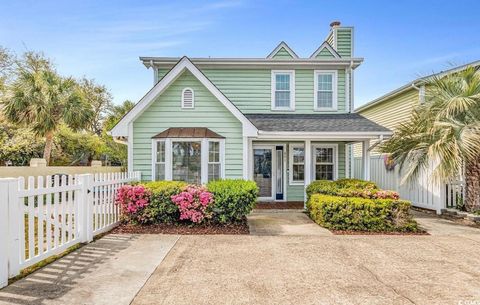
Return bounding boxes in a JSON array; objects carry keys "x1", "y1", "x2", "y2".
[{"x1": 152, "y1": 138, "x2": 224, "y2": 184}]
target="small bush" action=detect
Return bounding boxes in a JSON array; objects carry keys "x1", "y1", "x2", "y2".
[
  {"x1": 142, "y1": 181, "x2": 187, "y2": 224},
  {"x1": 171, "y1": 185, "x2": 214, "y2": 223},
  {"x1": 306, "y1": 179, "x2": 399, "y2": 200},
  {"x1": 207, "y1": 179, "x2": 258, "y2": 224},
  {"x1": 115, "y1": 184, "x2": 151, "y2": 224},
  {"x1": 307, "y1": 194, "x2": 418, "y2": 232}
]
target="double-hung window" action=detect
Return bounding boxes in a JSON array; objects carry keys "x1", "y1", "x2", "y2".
[
  {"x1": 289, "y1": 144, "x2": 305, "y2": 184},
  {"x1": 271, "y1": 70, "x2": 295, "y2": 110},
  {"x1": 313, "y1": 145, "x2": 337, "y2": 181},
  {"x1": 314, "y1": 71, "x2": 337, "y2": 111},
  {"x1": 154, "y1": 140, "x2": 166, "y2": 180},
  {"x1": 208, "y1": 141, "x2": 221, "y2": 181}
]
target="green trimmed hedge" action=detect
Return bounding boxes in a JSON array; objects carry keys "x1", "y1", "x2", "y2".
[
  {"x1": 306, "y1": 179, "x2": 399, "y2": 200},
  {"x1": 207, "y1": 179, "x2": 258, "y2": 223},
  {"x1": 142, "y1": 181, "x2": 187, "y2": 224},
  {"x1": 307, "y1": 194, "x2": 419, "y2": 232}
]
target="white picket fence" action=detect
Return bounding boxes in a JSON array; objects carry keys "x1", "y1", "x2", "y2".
[
  {"x1": 354, "y1": 156, "x2": 447, "y2": 213},
  {"x1": 0, "y1": 171, "x2": 141, "y2": 288}
]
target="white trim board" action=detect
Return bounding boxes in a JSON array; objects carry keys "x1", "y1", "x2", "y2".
[{"x1": 110, "y1": 56, "x2": 258, "y2": 138}]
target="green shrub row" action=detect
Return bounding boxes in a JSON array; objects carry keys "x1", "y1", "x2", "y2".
[
  {"x1": 306, "y1": 179, "x2": 399, "y2": 200},
  {"x1": 138, "y1": 179, "x2": 258, "y2": 224},
  {"x1": 307, "y1": 194, "x2": 419, "y2": 232}
]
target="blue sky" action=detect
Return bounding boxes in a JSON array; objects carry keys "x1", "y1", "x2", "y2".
[{"x1": 1, "y1": 0, "x2": 479, "y2": 107}]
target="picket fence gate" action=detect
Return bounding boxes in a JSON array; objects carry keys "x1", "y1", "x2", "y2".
[{"x1": 0, "y1": 171, "x2": 141, "y2": 288}]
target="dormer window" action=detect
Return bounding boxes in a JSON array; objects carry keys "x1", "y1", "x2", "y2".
[
  {"x1": 271, "y1": 70, "x2": 295, "y2": 111},
  {"x1": 181, "y1": 88, "x2": 194, "y2": 108},
  {"x1": 314, "y1": 70, "x2": 337, "y2": 111}
]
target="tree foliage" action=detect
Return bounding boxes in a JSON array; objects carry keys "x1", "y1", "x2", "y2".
[{"x1": 380, "y1": 66, "x2": 480, "y2": 210}]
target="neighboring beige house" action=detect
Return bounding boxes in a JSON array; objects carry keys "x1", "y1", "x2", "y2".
[
  {"x1": 354, "y1": 60, "x2": 480, "y2": 156},
  {"x1": 353, "y1": 60, "x2": 480, "y2": 213}
]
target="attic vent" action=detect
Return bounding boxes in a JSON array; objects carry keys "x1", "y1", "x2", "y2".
[{"x1": 181, "y1": 88, "x2": 194, "y2": 108}]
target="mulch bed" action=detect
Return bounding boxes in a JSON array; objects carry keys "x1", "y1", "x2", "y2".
[
  {"x1": 255, "y1": 201, "x2": 304, "y2": 209},
  {"x1": 331, "y1": 230, "x2": 429, "y2": 236},
  {"x1": 110, "y1": 219, "x2": 249, "y2": 235}
]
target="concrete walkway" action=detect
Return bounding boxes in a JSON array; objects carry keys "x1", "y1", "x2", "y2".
[
  {"x1": 0, "y1": 234, "x2": 178, "y2": 305},
  {"x1": 247, "y1": 209, "x2": 332, "y2": 236}
]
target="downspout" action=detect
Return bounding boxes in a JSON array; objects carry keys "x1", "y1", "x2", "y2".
[
  {"x1": 411, "y1": 82, "x2": 425, "y2": 104},
  {"x1": 349, "y1": 60, "x2": 354, "y2": 112}
]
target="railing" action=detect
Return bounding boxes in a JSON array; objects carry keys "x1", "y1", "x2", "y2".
[
  {"x1": 0, "y1": 171, "x2": 141, "y2": 288},
  {"x1": 446, "y1": 180, "x2": 465, "y2": 209}
]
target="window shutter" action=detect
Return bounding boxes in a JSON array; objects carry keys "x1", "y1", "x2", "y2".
[{"x1": 182, "y1": 88, "x2": 194, "y2": 108}]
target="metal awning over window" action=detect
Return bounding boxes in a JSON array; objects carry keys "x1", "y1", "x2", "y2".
[{"x1": 152, "y1": 127, "x2": 224, "y2": 139}]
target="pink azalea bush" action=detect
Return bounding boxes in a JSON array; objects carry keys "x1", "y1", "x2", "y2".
[
  {"x1": 115, "y1": 184, "x2": 151, "y2": 224},
  {"x1": 171, "y1": 185, "x2": 214, "y2": 223}
]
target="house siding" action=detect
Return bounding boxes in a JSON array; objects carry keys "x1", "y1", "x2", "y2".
[
  {"x1": 316, "y1": 48, "x2": 335, "y2": 58},
  {"x1": 271, "y1": 47, "x2": 294, "y2": 59},
  {"x1": 336, "y1": 28, "x2": 353, "y2": 57},
  {"x1": 201, "y1": 68, "x2": 347, "y2": 113},
  {"x1": 133, "y1": 70, "x2": 244, "y2": 180},
  {"x1": 354, "y1": 88, "x2": 419, "y2": 156}
]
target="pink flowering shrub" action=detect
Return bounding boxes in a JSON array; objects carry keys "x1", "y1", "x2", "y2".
[
  {"x1": 115, "y1": 184, "x2": 151, "y2": 224},
  {"x1": 373, "y1": 190, "x2": 400, "y2": 200},
  {"x1": 171, "y1": 185, "x2": 214, "y2": 223}
]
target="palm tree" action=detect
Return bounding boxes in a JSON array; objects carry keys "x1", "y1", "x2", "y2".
[
  {"x1": 1, "y1": 52, "x2": 94, "y2": 164},
  {"x1": 381, "y1": 66, "x2": 480, "y2": 212}
]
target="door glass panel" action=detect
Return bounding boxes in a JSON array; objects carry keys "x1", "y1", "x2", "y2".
[
  {"x1": 172, "y1": 141, "x2": 201, "y2": 184},
  {"x1": 253, "y1": 148, "x2": 272, "y2": 198},
  {"x1": 276, "y1": 149, "x2": 283, "y2": 195}
]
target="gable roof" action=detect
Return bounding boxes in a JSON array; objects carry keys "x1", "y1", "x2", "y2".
[
  {"x1": 110, "y1": 57, "x2": 258, "y2": 137},
  {"x1": 309, "y1": 41, "x2": 341, "y2": 59},
  {"x1": 355, "y1": 60, "x2": 480, "y2": 113},
  {"x1": 245, "y1": 113, "x2": 391, "y2": 133},
  {"x1": 267, "y1": 42, "x2": 299, "y2": 59}
]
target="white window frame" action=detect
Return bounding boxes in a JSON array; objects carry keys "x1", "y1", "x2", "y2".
[
  {"x1": 312, "y1": 144, "x2": 338, "y2": 181},
  {"x1": 314, "y1": 70, "x2": 338, "y2": 111},
  {"x1": 289, "y1": 144, "x2": 305, "y2": 185},
  {"x1": 151, "y1": 138, "x2": 225, "y2": 184},
  {"x1": 152, "y1": 139, "x2": 167, "y2": 181},
  {"x1": 207, "y1": 139, "x2": 224, "y2": 182},
  {"x1": 271, "y1": 70, "x2": 295, "y2": 111},
  {"x1": 181, "y1": 87, "x2": 195, "y2": 109}
]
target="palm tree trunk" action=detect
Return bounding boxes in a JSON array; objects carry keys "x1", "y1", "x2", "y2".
[
  {"x1": 465, "y1": 156, "x2": 480, "y2": 212},
  {"x1": 43, "y1": 131, "x2": 54, "y2": 165}
]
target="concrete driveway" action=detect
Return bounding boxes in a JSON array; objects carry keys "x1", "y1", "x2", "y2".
[
  {"x1": 133, "y1": 212, "x2": 480, "y2": 305},
  {"x1": 1, "y1": 211, "x2": 479, "y2": 305}
]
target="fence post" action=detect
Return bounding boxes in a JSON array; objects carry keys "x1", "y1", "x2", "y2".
[
  {"x1": 77, "y1": 174, "x2": 94, "y2": 243},
  {"x1": 3, "y1": 178, "x2": 21, "y2": 282},
  {"x1": 0, "y1": 178, "x2": 17, "y2": 288}
]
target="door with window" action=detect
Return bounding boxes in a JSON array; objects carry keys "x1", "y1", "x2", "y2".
[{"x1": 253, "y1": 145, "x2": 285, "y2": 201}]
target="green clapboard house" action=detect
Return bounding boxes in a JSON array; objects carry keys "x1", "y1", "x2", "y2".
[{"x1": 110, "y1": 21, "x2": 391, "y2": 202}]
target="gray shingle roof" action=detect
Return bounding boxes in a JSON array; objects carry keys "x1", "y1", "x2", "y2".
[{"x1": 245, "y1": 113, "x2": 391, "y2": 133}]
